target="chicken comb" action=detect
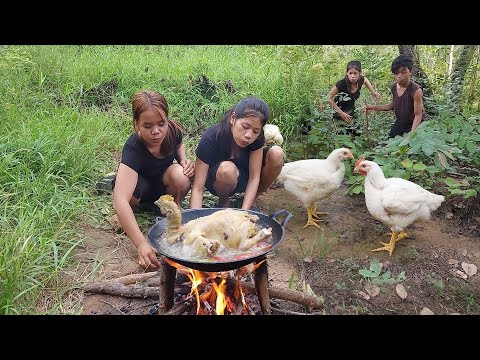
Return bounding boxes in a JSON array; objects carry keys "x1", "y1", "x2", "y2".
[
  {"x1": 355, "y1": 157, "x2": 366, "y2": 168},
  {"x1": 159, "y1": 194, "x2": 174, "y2": 202}
]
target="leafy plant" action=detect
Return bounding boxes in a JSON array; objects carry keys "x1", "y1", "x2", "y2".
[
  {"x1": 442, "y1": 177, "x2": 478, "y2": 199},
  {"x1": 358, "y1": 258, "x2": 406, "y2": 286}
]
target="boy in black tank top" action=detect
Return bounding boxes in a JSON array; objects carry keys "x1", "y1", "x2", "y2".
[{"x1": 365, "y1": 54, "x2": 426, "y2": 138}]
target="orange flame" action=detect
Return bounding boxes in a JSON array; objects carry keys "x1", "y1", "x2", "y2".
[
  {"x1": 163, "y1": 257, "x2": 259, "y2": 315},
  {"x1": 212, "y1": 279, "x2": 227, "y2": 315}
]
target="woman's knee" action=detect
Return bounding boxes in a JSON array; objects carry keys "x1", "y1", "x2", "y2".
[
  {"x1": 216, "y1": 161, "x2": 239, "y2": 184},
  {"x1": 266, "y1": 146, "x2": 284, "y2": 168},
  {"x1": 165, "y1": 164, "x2": 191, "y2": 191}
]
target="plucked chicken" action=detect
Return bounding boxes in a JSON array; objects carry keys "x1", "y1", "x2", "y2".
[{"x1": 154, "y1": 195, "x2": 272, "y2": 257}]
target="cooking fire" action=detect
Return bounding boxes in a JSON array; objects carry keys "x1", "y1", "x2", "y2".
[{"x1": 165, "y1": 257, "x2": 264, "y2": 315}]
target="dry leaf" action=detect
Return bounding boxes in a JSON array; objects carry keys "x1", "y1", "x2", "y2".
[
  {"x1": 304, "y1": 256, "x2": 312, "y2": 263},
  {"x1": 395, "y1": 283, "x2": 407, "y2": 299},
  {"x1": 448, "y1": 259, "x2": 459, "y2": 265},
  {"x1": 461, "y1": 262, "x2": 477, "y2": 277},
  {"x1": 354, "y1": 290, "x2": 370, "y2": 300},
  {"x1": 455, "y1": 269, "x2": 468, "y2": 280},
  {"x1": 436, "y1": 151, "x2": 448, "y2": 169},
  {"x1": 364, "y1": 283, "x2": 380, "y2": 298},
  {"x1": 445, "y1": 212, "x2": 454, "y2": 220},
  {"x1": 462, "y1": 250, "x2": 468, "y2": 256},
  {"x1": 420, "y1": 307, "x2": 434, "y2": 315}
]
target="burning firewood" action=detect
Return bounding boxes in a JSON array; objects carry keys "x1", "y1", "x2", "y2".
[{"x1": 84, "y1": 276, "x2": 324, "y2": 312}]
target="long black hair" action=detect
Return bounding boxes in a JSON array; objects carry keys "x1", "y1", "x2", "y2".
[{"x1": 216, "y1": 97, "x2": 270, "y2": 161}]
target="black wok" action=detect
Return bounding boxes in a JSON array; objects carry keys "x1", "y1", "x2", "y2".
[{"x1": 147, "y1": 208, "x2": 292, "y2": 272}]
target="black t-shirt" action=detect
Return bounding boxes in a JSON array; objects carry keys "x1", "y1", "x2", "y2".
[
  {"x1": 333, "y1": 75, "x2": 365, "y2": 113},
  {"x1": 195, "y1": 124, "x2": 264, "y2": 171},
  {"x1": 120, "y1": 130, "x2": 182, "y2": 185}
]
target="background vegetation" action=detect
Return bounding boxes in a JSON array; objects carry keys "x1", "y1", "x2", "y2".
[{"x1": 0, "y1": 45, "x2": 478, "y2": 314}]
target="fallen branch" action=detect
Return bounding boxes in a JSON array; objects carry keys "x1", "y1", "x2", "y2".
[
  {"x1": 84, "y1": 282, "x2": 159, "y2": 299},
  {"x1": 84, "y1": 276, "x2": 324, "y2": 310},
  {"x1": 271, "y1": 307, "x2": 312, "y2": 315},
  {"x1": 165, "y1": 299, "x2": 195, "y2": 315},
  {"x1": 227, "y1": 279, "x2": 324, "y2": 309},
  {"x1": 109, "y1": 271, "x2": 158, "y2": 285}
]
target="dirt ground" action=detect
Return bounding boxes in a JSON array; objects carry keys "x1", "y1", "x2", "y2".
[{"x1": 78, "y1": 185, "x2": 480, "y2": 315}]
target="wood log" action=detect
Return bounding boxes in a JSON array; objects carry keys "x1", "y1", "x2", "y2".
[
  {"x1": 110, "y1": 271, "x2": 158, "y2": 285},
  {"x1": 226, "y1": 279, "x2": 324, "y2": 309},
  {"x1": 84, "y1": 276, "x2": 324, "y2": 310},
  {"x1": 84, "y1": 282, "x2": 159, "y2": 298},
  {"x1": 165, "y1": 299, "x2": 194, "y2": 315}
]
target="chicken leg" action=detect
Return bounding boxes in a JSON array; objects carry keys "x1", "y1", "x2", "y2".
[
  {"x1": 372, "y1": 231, "x2": 409, "y2": 256},
  {"x1": 302, "y1": 206, "x2": 324, "y2": 230},
  {"x1": 311, "y1": 208, "x2": 329, "y2": 220}
]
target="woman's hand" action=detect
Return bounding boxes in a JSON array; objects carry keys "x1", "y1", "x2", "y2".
[
  {"x1": 339, "y1": 111, "x2": 352, "y2": 124},
  {"x1": 137, "y1": 241, "x2": 160, "y2": 270},
  {"x1": 372, "y1": 91, "x2": 381, "y2": 102},
  {"x1": 180, "y1": 159, "x2": 195, "y2": 178},
  {"x1": 364, "y1": 104, "x2": 375, "y2": 113}
]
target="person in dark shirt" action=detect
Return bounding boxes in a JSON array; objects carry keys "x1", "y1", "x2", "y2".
[
  {"x1": 190, "y1": 96, "x2": 284, "y2": 210},
  {"x1": 365, "y1": 54, "x2": 426, "y2": 138},
  {"x1": 112, "y1": 90, "x2": 194, "y2": 269},
  {"x1": 327, "y1": 60, "x2": 380, "y2": 135}
]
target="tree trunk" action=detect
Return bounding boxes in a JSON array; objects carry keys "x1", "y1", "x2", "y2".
[
  {"x1": 467, "y1": 48, "x2": 479, "y2": 105},
  {"x1": 398, "y1": 45, "x2": 435, "y2": 116},
  {"x1": 448, "y1": 45, "x2": 455, "y2": 76},
  {"x1": 450, "y1": 45, "x2": 477, "y2": 113}
]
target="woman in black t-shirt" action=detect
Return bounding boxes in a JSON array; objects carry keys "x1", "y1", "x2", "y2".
[
  {"x1": 190, "y1": 97, "x2": 284, "y2": 211},
  {"x1": 112, "y1": 90, "x2": 194, "y2": 269},
  {"x1": 327, "y1": 60, "x2": 380, "y2": 135}
]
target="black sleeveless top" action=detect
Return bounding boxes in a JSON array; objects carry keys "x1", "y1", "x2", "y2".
[
  {"x1": 391, "y1": 80, "x2": 425, "y2": 130},
  {"x1": 333, "y1": 75, "x2": 365, "y2": 114}
]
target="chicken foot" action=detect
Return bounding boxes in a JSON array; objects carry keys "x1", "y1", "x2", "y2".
[
  {"x1": 302, "y1": 206, "x2": 325, "y2": 230},
  {"x1": 372, "y1": 231, "x2": 408, "y2": 256},
  {"x1": 392, "y1": 231, "x2": 409, "y2": 241},
  {"x1": 311, "y1": 209, "x2": 329, "y2": 220}
]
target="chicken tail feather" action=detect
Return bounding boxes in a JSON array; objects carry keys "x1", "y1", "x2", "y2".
[{"x1": 428, "y1": 193, "x2": 445, "y2": 211}]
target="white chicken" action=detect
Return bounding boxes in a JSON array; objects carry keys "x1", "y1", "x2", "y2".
[
  {"x1": 263, "y1": 124, "x2": 284, "y2": 146},
  {"x1": 354, "y1": 158, "x2": 445, "y2": 256},
  {"x1": 276, "y1": 148, "x2": 354, "y2": 229}
]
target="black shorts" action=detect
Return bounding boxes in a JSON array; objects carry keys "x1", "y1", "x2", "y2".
[
  {"x1": 389, "y1": 121, "x2": 411, "y2": 138},
  {"x1": 112, "y1": 174, "x2": 166, "y2": 204},
  {"x1": 205, "y1": 146, "x2": 270, "y2": 197}
]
